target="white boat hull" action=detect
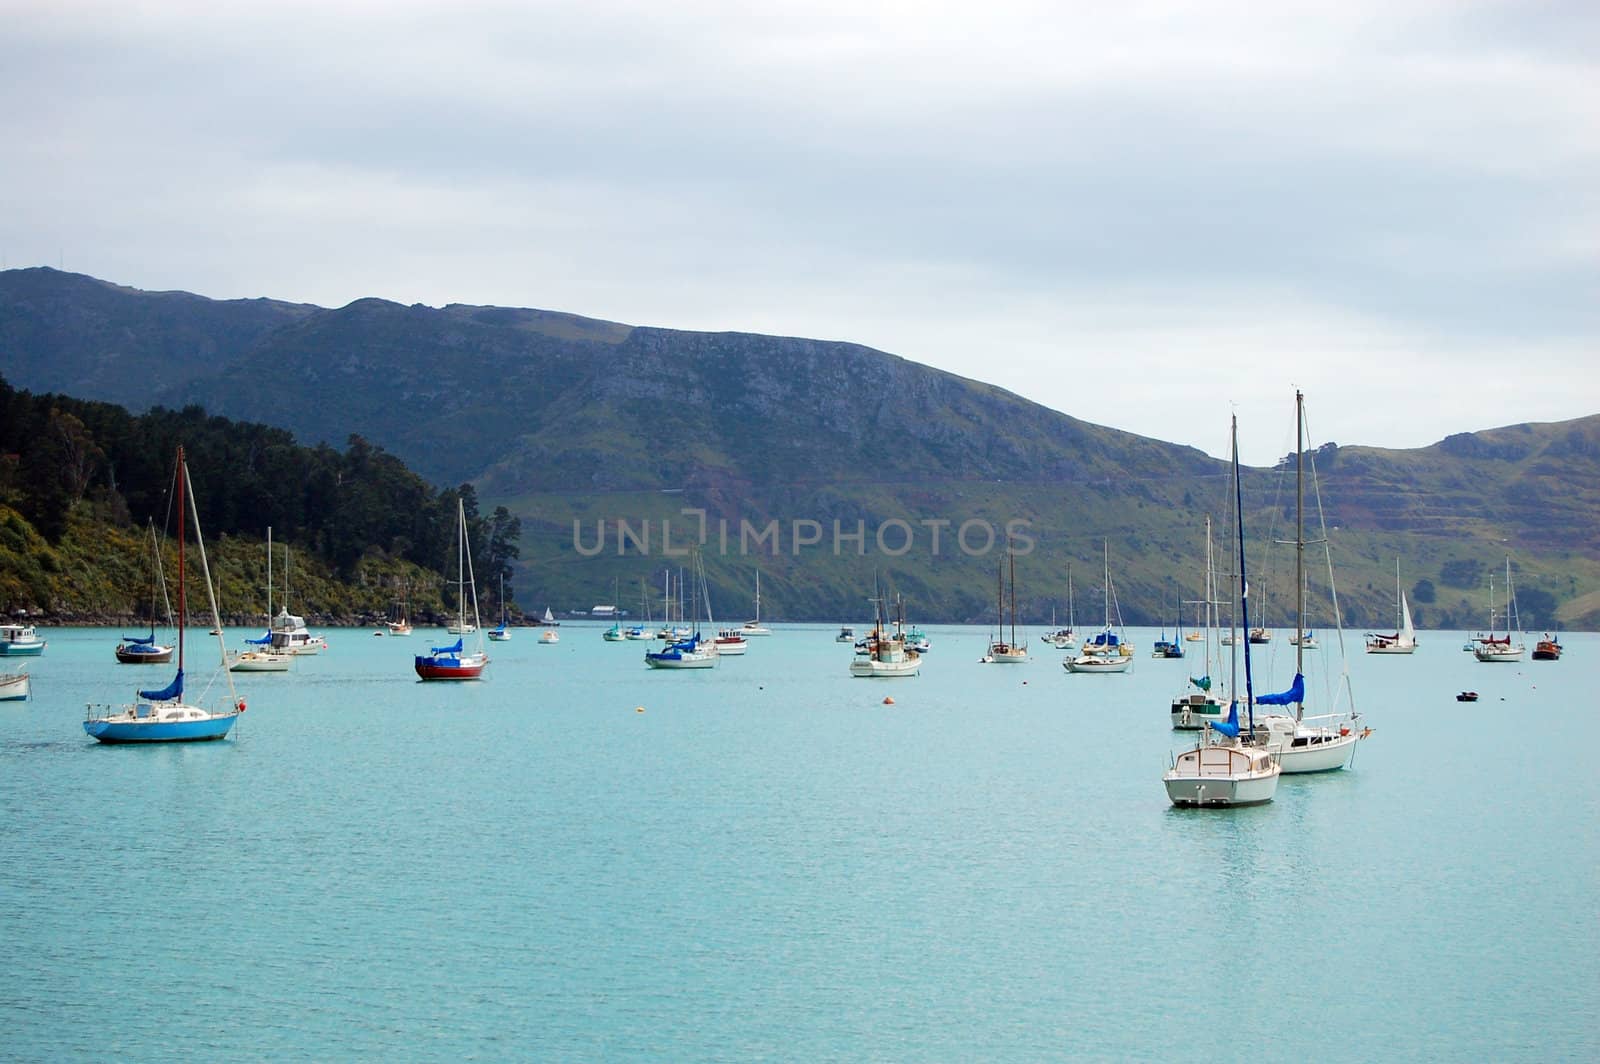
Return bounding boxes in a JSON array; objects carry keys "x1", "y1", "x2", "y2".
[
  {"x1": 1474, "y1": 645, "x2": 1523, "y2": 662},
  {"x1": 849, "y1": 658, "x2": 920, "y2": 677},
  {"x1": 228, "y1": 651, "x2": 292, "y2": 673},
  {"x1": 1254, "y1": 716, "x2": 1365, "y2": 773},
  {"x1": 1065, "y1": 654, "x2": 1131, "y2": 674},
  {"x1": 0, "y1": 671, "x2": 29, "y2": 701}
]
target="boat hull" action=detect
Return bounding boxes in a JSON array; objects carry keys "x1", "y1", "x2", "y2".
[
  {"x1": 1170, "y1": 694, "x2": 1228, "y2": 730},
  {"x1": 115, "y1": 644, "x2": 174, "y2": 664},
  {"x1": 414, "y1": 655, "x2": 488, "y2": 680},
  {"x1": 1473, "y1": 646, "x2": 1524, "y2": 663},
  {"x1": 849, "y1": 659, "x2": 920, "y2": 677},
  {"x1": 0, "y1": 672, "x2": 29, "y2": 701},
  {"x1": 83, "y1": 707, "x2": 240, "y2": 743},
  {"x1": 644, "y1": 652, "x2": 717, "y2": 668},
  {"x1": 229, "y1": 651, "x2": 293, "y2": 672},
  {"x1": 0, "y1": 642, "x2": 45, "y2": 657},
  {"x1": 1163, "y1": 746, "x2": 1279, "y2": 807},
  {"x1": 1065, "y1": 654, "x2": 1131, "y2": 673},
  {"x1": 1365, "y1": 640, "x2": 1416, "y2": 654}
]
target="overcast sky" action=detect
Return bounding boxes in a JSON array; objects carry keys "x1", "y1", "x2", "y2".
[{"x1": 3, "y1": 0, "x2": 1596, "y2": 465}]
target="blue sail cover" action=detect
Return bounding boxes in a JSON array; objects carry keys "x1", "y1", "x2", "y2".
[
  {"x1": 430, "y1": 638, "x2": 464, "y2": 655},
  {"x1": 121, "y1": 638, "x2": 159, "y2": 649},
  {"x1": 1211, "y1": 698, "x2": 1241, "y2": 737},
  {"x1": 139, "y1": 668, "x2": 183, "y2": 702},
  {"x1": 1189, "y1": 674, "x2": 1212, "y2": 691},
  {"x1": 1087, "y1": 630, "x2": 1121, "y2": 648},
  {"x1": 245, "y1": 631, "x2": 274, "y2": 645},
  {"x1": 1257, "y1": 672, "x2": 1305, "y2": 707}
]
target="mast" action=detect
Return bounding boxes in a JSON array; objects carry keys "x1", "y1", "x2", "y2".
[
  {"x1": 1009, "y1": 543, "x2": 1018, "y2": 647},
  {"x1": 1295, "y1": 390, "x2": 1305, "y2": 721},
  {"x1": 1233, "y1": 415, "x2": 1256, "y2": 734},
  {"x1": 176, "y1": 445, "x2": 186, "y2": 677},
  {"x1": 267, "y1": 526, "x2": 273, "y2": 626},
  {"x1": 1067, "y1": 561, "x2": 1074, "y2": 630},
  {"x1": 1101, "y1": 540, "x2": 1111, "y2": 632}
]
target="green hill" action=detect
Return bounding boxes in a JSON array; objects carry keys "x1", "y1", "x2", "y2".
[{"x1": 3, "y1": 266, "x2": 1596, "y2": 629}]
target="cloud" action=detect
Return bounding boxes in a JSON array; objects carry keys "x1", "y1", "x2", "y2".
[{"x1": 2, "y1": 0, "x2": 1595, "y2": 464}]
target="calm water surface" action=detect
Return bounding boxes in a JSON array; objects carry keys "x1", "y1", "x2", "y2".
[{"x1": 3, "y1": 625, "x2": 1595, "y2": 1060}]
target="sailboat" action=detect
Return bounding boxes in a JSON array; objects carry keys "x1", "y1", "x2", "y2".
[
  {"x1": 414, "y1": 499, "x2": 490, "y2": 680},
  {"x1": 740, "y1": 569, "x2": 773, "y2": 636},
  {"x1": 488, "y1": 574, "x2": 512, "y2": 641},
  {"x1": 387, "y1": 579, "x2": 413, "y2": 636},
  {"x1": 984, "y1": 542, "x2": 1028, "y2": 663},
  {"x1": 603, "y1": 578, "x2": 626, "y2": 641},
  {"x1": 1172, "y1": 516, "x2": 1228, "y2": 730},
  {"x1": 1365, "y1": 558, "x2": 1417, "y2": 654},
  {"x1": 1065, "y1": 542, "x2": 1132, "y2": 673},
  {"x1": 115, "y1": 520, "x2": 175, "y2": 664},
  {"x1": 1164, "y1": 418, "x2": 1280, "y2": 806},
  {"x1": 1247, "y1": 391, "x2": 1370, "y2": 773},
  {"x1": 645, "y1": 552, "x2": 718, "y2": 668},
  {"x1": 1289, "y1": 570, "x2": 1320, "y2": 650},
  {"x1": 230, "y1": 527, "x2": 293, "y2": 672},
  {"x1": 1151, "y1": 587, "x2": 1186, "y2": 659},
  {"x1": 85, "y1": 447, "x2": 247, "y2": 742},
  {"x1": 1042, "y1": 562, "x2": 1077, "y2": 649},
  {"x1": 1473, "y1": 557, "x2": 1525, "y2": 662},
  {"x1": 626, "y1": 579, "x2": 653, "y2": 639}
]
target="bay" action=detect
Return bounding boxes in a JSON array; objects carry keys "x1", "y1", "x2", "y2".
[{"x1": 2, "y1": 624, "x2": 1595, "y2": 1061}]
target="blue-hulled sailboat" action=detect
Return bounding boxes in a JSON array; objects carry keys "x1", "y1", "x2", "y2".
[
  {"x1": 115, "y1": 520, "x2": 175, "y2": 664},
  {"x1": 85, "y1": 446, "x2": 246, "y2": 743}
]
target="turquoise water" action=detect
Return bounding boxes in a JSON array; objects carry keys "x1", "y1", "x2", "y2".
[{"x1": 2, "y1": 626, "x2": 1595, "y2": 1061}]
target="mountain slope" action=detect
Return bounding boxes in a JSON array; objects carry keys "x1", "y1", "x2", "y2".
[{"x1": 2, "y1": 267, "x2": 1596, "y2": 628}]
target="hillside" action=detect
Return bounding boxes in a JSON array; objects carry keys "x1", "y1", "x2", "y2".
[{"x1": 2, "y1": 267, "x2": 1597, "y2": 630}]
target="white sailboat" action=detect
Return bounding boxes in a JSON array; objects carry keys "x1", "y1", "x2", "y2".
[
  {"x1": 1065, "y1": 542, "x2": 1132, "y2": 673},
  {"x1": 230, "y1": 526, "x2": 292, "y2": 672},
  {"x1": 1042, "y1": 562, "x2": 1077, "y2": 649},
  {"x1": 1247, "y1": 391, "x2": 1370, "y2": 774},
  {"x1": 1473, "y1": 557, "x2": 1525, "y2": 662},
  {"x1": 1365, "y1": 558, "x2": 1418, "y2": 654},
  {"x1": 1164, "y1": 417, "x2": 1279, "y2": 806},
  {"x1": 488, "y1": 574, "x2": 512, "y2": 641},
  {"x1": 645, "y1": 553, "x2": 718, "y2": 668},
  {"x1": 984, "y1": 542, "x2": 1028, "y2": 663},
  {"x1": 740, "y1": 569, "x2": 773, "y2": 636}
]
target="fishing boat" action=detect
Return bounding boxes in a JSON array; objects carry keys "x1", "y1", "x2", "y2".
[
  {"x1": 1365, "y1": 558, "x2": 1418, "y2": 654},
  {"x1": 414, "y1": 499, "x2": 490, "y2": 680},
  {"x1": 265, "y1": 542, "x2": 328, "y2": 653},
  {"x1": 84, "y1": 447, "x2": 247, "y2": 743},
  {"x1": 1164, "y1": 417, "x2": 1280, "y2": 807},
  {"x1": 849, "y1": 585, "x2": 920, "y2": 678},
  {"x1": 645, "y1": 553, "x2": 717, "y2": 668},
  {"x1": 904, "y1": 624, "x2": 931, "y2": 653},
  {"x1": 230, "y1": 526, "x2": 293, "y2": 673},
  {"x1": 0, "y1": 669, "x2": 29, "y2": 701},
  {"x1": 1532, "y1": 633, "x2": 1563, "y2": 661},
  {"x1": 115, "y1": 521, "x2": 175, "y2": 664},
  {"x1": 0, "y1": 623, "x2": 45, "y2": 657},
  {"x1": 1172, "y1": 516, "x2": 1228, "y2": 730},
  {"x1": 739, "y1": 569, "x2": 773, "y2": 636},
  {"x1": 1473, "y1": 558, "x2": 1525, "y2": 662},
  {"x1": 836, "y1": 626, "x2": 855, "y2": 643},
  {"x1": 983, "y1": 543, "x2": 1028, "y2": 663},
  {"x1": 713, "y1": 629, "x2": 749, "y2": 655},
  {"x1": 1246, "y1": 391, "x2": 1369, "y2": 773},
  {"x1": 1065, "y1": 542, "x2": 1132, "y2": 674},
  {"x1": 488, "y1": 574, "x2": 512, "y2": 641}
]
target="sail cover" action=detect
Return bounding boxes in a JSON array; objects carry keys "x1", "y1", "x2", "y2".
[
  {"x1": 1189, "y1": 674, "x2": 1212, "y2": 691},
  {"x1": 1211, "y1": 698, "x2": 1241, "y2": 737},
  {"x1": 430, "y1": 639, "x2": 464, "y2": 655},
  {"x1": 1256, "y1": 672, "x2": 1305, "y2": 706},
  {"x1": 139, "y1": 668, "x2": 183, "y2": 702},
  {"x1": 245, "y1": 631, "x2": 274, "y2": 645}
]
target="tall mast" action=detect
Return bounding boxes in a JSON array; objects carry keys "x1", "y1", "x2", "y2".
[
  {"x1": 1233, "y1": 415, "x2": 1255, "y2": 734},
  {"x1": 1295, "y1": 390, "x2": 1305, "y2": 721},
  {"x1": 1009, "y1": 543, "x2": 1017, "y2": 646},
  {"x1": 176, "y1": 445, "x2": 186, "y2": 675},
  {"x1": 1101, "y1": 540, "x2": 1110, "y2": 631}
]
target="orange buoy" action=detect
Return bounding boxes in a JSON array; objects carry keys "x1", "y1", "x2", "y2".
[{"x1": 883, "y1": 696, "x2": 895, "y2": 705}]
